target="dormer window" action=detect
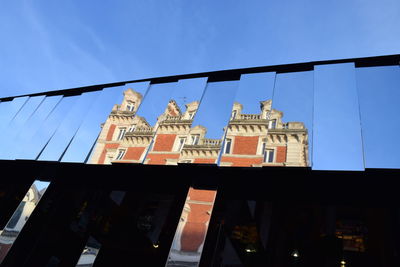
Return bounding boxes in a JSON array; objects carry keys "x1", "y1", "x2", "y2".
[
  {"x1": 231, "y1": 110, "x2": 237, "y2": 120},
  {"x1": 177, "y1": 137, "x2": 186, "y2": 151},
  {"x1": 268, "y1": 119, "x2": 277, "y2": 129},
  {"x1": 126, "y1": 101, "x2": 135, "y2": 112},
  {"x1": 191, "y1": 135, "x2": 200, "y2": 145}
]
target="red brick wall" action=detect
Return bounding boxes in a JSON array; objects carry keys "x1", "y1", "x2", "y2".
[
  {"x1": 106, "y1": 124, "x2": 116, "y2": 141},
  {"x1": 98, "y1": 143, "x2": 119, "y2": 164},
  {"x1": 153, "y1": 134, "x2": 177, "y2": 152},
  {"x1": 276, "y1": 146, "x2": 287, "y2": 163},
  {"x1": 145, "y1": 153, "x2": 180, "y2": 165},
  {"x1": 193, "y1": 158, "x2": 217, "y2": 164},
  {"x1": 181, "y1": 203, "x2": 213, "y2": 252},
  {"x1": 220, "y1": 156, "x2": 263, "y2": 167},
  {"x1": 123, "y1": 147, "x2": 146, "y2": 161},
  {"x1": 188, "y1": 188, "x2": 216, "y2": 202},
  {"x1": 232, "y1": 136, "x2": 259, "y2": 155}
]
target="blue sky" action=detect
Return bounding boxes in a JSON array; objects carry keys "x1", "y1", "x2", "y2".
[{"x1": 1, "y1": 0, "x2": 400, "y2": 97}]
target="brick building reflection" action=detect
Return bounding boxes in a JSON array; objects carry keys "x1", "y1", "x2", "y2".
[{"x1": 89, "y1": 88, "x2": 309, "y2": 265}]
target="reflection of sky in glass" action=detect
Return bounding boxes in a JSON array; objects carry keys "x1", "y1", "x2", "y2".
[
  {"x1": 38, "y1": 91, "x2": 101, "y2": 161},
  {"x1": 236, "y1": 72, "x2": 275, "y2": 113},
  {"x1": 17, "y1": 96, "x2": 77, "y2": 160},
  {"x1": 8, "y1": 96, "x2": 62, "y2": 160},
  {"x1": 273, "y1": 71, "x2": 314, "y2": 164},
  {"x1": 0, "y1": 96, "x2": 45, "y2": 159},
  {"x1": 192, "y1": 81, "x2": 239, "y2": 139},
  {"x1": 135, "y1": 82, "x2": 177, "y2": 126},
  {"x1": 313, "y1": 63, "x2": 364, "y2": 171},
  {"x1": 170, "y1": 78, "x2": 207, "y2": 112},
  {"x1": 62, "y1": 82, "x2": 150, "y2": 163},
  {"x1": 357, "y1": 66, "x2": 400, "y2": 169},
  {"x1": 0, "y1": 97, "x2": 29, "y2": 133}
]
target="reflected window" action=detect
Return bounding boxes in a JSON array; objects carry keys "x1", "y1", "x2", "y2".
[
  {"x1": 224, "y1": 139, "x2": 232, "y2": 154},
  {"x1": 115, "y1": 149, "x2": 126, "y2": 160},
  {"x1": 177, "y1": 137, "x2": 186, "y2": 152},
  {"x1": 268, "y1": 119, "x2": 276, "y2": 129},
  {"x1": 231, "y1": 110, "x2": 237, "y2": 120},
  {"x1": 263, "y1": 148, "x2": 274, "y2": 163},
  {"x1": 128, "y1": 125, "x2": 135, "y2": 132},
  {"x1": 126, "y1": 101, "x2": 135, "y2": 112},
  {"x1": 191, "y1": 135, "x2": 200, "y2": 145},
  {"x1": 116, "y1": 128, "x2": 126, "y2": 141}
]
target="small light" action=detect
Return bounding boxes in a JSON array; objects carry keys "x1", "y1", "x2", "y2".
[
  {"x1": 340, "y1": 259, "x2": 346, "y2": 266},
  {"x1": 153, "y1": 243, "x2": 159, "y2": 248},
  {"x1": 245, "y1": 249, "x2": 252, "y2": 253},
  {"x1": 291, "y1": 249, "x2": 299, "y2": 258}
]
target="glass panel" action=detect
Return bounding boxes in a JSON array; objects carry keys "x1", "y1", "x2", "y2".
[
  {"x1": 75, "y1": 236, "x2": 101, "y2": 267},
  {"x1": 38, "y1": 91, "x2": 101, "y2": 161},
  {"x1": 219, "y1": 72, "x2": 275, "y2": 167},
  {"x1": 166, "y1": 188, "x2": 216, "y2": 267},
  {"x1": 356, "y1": 66, "x2": 400, "y2": 169},
  {"x1": 88, "y1": 82, "x2": 177, "y2": 164},
  {"x1": 62, "y1": 82, "x2": 150, "y2": 163},
  {"x1": 202, "y1": 199, "x2": 397, "y2": 267},
  {"x1": 17, "y1": 96, "x2": 78, "y2": 160},
  {"x1": 180, "y1": 80, "x2": 239, "y2": 164},
  {"x1": 313, "y1": 63, "x2": 364, "y2": 171},
  {"x1": 0, "y1": 96, "x2": 45, "y2": 159},
  {"x1": 0, "y1": 97, "x2": 29, "y2": 133},
  {"x1": 3, "y1": 96, "x2": 62, "y2": 160},
  {"x1": 92, "y1": 190, "x2": 187, "y2": 266},
  {"x1": 271, "y1": 71, "x2": 314, "y2": 167},
  {"x1": 144, "y1": 78, "x2": 207, "y2": 165},
  {"x1": 0, "y1": 180, "x2": 50, "y2": 264}
]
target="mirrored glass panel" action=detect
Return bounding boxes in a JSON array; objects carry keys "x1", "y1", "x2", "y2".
[
  {"x1": 356, "y1": 66, "x2": 400, "y2": 169},
  {"x1": 2, "y1": 96, "x2": 62, "y2": 160},
  {"x1": 63, "y1": 82, "x2": 150, "y2": 163},
  {"x1": 179, "y1": 80, "x2": 239, "y2": 165},
  {"x1": 38, "y1": 91, "x2": 101, "y2": 161},
  {"x1": 219, "y1": 72, "x2": 275, "y2": 167},
  {"x1": 0, "y1": 97, "x2": 29, "y2": 133},
  {"x1": 313, "y1": 63, "x2": 364, "y2": 171},
  {"x1": 88, "y1": 82, "x2": 177, "y2": 164},
  {"x1": 75, "y1": 236, "x2": 101, "y2": 267},
  {"x1": 0, "y1": 96, "x2": 45, "y2": 159},
  {"x1": 144, "y1": 78, "x2": 207, "y2": 165},
  {"x1": 17, "y1": 96, "x2": 78, "y2": 160},
  {"x1": 166, "y1": 188, "x2": 217, "y2": 267},
  {"x1": 270, "y1": 71, "x2": 314, "y2": 167},
  {"x1": 0, "y1": 180, "x2": 50, "y2": 264},
  {"x1": 201, "y1": 199, "x2": 398, "y2": 267}
]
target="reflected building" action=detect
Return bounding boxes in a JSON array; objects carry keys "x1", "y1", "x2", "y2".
[
  {"x1": 90, "y1": 89, "x2": 309, "y2": 167},
  {"x1": 89, "y1": 89, "x2": 309, "y2": 266},
  {"x1": 0, "y1": 184, "x2": 43, "y2": 262}
]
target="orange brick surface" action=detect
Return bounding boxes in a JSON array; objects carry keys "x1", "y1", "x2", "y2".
[
  {"x1": 153, "y1": 134, "x2": 177, "y2": 152},
  {"x1": 188, "y1": 188, "x2": 216, "y2": 202},
  {"x1": 106, "y1": 124, "x2": 116, "y2": 141},
  {"x1": 220, "y1": 156, "x2": 263, "y2": 167},
  {"x1": 276, "y1": 146, "x2": 287, "y2": 163},
  {"x1": 123, "y1": 147, "x2": 146, "y2": 160},
  {"x1": 193, "y1": 158, "x2": 217, "y2": 164},
  {"x1": 146, "y1": 153, "x2": 180, "y2": 165},
  {"x1": 98, "y1": 143, "x2": 120, "y2": 164},
  {"x1": 232, "y1": 136, "x2": 259, "y2": 155}
]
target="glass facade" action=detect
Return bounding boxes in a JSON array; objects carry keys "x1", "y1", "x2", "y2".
[{"x1": 0, "y1": 55, "x2": 400, "y2": 266}]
